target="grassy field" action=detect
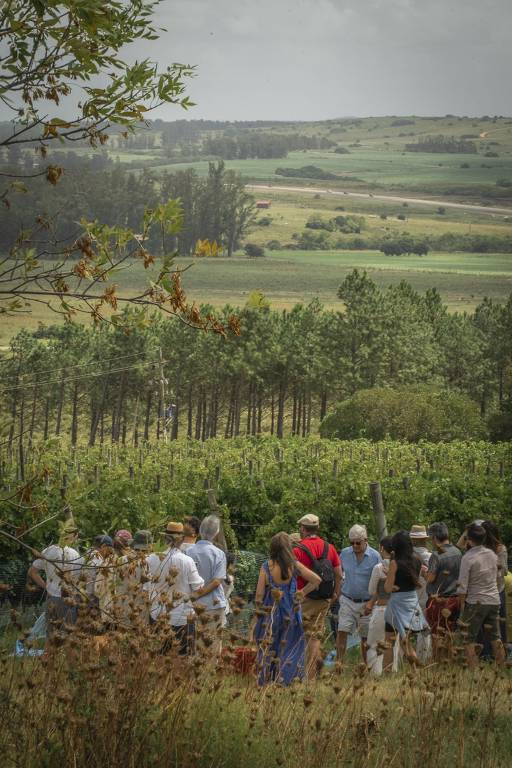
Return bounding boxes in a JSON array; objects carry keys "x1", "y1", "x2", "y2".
[
  {"x1": 246, "y1": 196, "x2": 512, "y2": 245},
  {"x1": 4, "y1": 116, "x2": 511, "y2": 346},
  {"x1": 140, "y1": 148, "x2": 512, "y2": 193},
  {"x1": 3, "y1": 248, "x2": 510, "y2": 346}
]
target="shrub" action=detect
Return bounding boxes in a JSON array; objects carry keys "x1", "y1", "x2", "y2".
[
  {"x1": 333, "y1": 214, "x2": 366, "y2": 233},
  {"x1": 405, "y1": 135, "x2": 477, "y2": 154},
  {"x1": 256, "y1": 216, "x2": 272, "y2": 226},
  {"x1": 275, "y1": 165, "x2": 337, "y2": 180},
  {"x1": 320, "y1": 386, "x2": 487, "y2": 442},
  {"x1": 244, "y1": 243, "x2": 265, "y2": 258},
  {"x1": 397, "y1": 213, "x2": 406, "y2": 221},
  {"x1": 334, "y1": 146, "x2": 350, "y2": 154},
  {"x1": 305, "y1": 214, "x2": 335, "y2": 231},
  {"x1": 266, "y1": 239, "x2": 282, "y2": 250},
  {"x1": 296, "y1": 230, "x2": 331, "y2": 250},
  {"x1": 379, "y1": 236, "x2": 429, "y2": 256}
]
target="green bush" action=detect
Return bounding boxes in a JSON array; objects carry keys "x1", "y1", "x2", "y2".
[
  {"x1": 244, "y1": 243, "x2": 265, "y2": 258},
  {"x1": 319, "y1": 386, "x2": 487, "y2": 443}
]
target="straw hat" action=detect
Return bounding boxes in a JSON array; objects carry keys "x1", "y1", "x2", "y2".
[
  {"x1": 410, "y1": 524, "x2": 429, "y2": 539},
  {"x1": 165, "y1": 521, "x2": 184, "y2": 535}
]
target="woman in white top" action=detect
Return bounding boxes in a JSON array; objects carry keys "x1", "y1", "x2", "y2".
[
  {"x1": 364, "y1": 536, "x2": 393, "y2": 676},
  {"x1": 27, "y1": 519, "x2": 83, "y2": 639}
]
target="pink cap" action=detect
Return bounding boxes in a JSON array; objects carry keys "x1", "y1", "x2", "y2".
[{"x1": 115, "y1": 529, "x2": 133, "y2": 543}]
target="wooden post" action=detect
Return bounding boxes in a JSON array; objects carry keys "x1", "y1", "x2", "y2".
[{"x1": 369, "y1": 481, "x2": 387, "y2": 539}]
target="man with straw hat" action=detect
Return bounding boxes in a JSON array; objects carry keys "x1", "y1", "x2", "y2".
[
  {"x1": 148, "y1": 522, "x2": 204, "y2": 655},
  {"x1": 27, "y1": 516, "x2": 83, "y2": 641},
  {"x1": 409, "y1": 525, "x2": 431, "y2": 611}
]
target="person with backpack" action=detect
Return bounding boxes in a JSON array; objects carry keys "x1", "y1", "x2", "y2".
[
  {"x1": 293, "y1": 514, "x2": 342, "y2": 679},
  {"x1": 337, "y1": 524, "x2": 381, "y2": 664}
]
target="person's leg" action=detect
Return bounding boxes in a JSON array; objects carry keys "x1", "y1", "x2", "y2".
[
  {"x1": 459, "y1": 603, "x2": 483, "y2": 667},
  {"x1": 336, "y1": 597, "x2": 356, "y2": 665},
  {"x1": 382, "y1": 629, "x2": 396, "y2": 673},
  {"x1": 484, "y1": 604, "x2": 506, "y2": 666},
  {"x1": 358, "y1": 609, "x2": 370, "y2": 665},
  {"x1": 465, "y1": 643, "x2": 479, "y2": 668},
  {"x1": 402, "y1": 632, "x2": 421, "y2": 667},
  {"x1": 302, "y1": 599, "x2": 328, "y2": 679},
  {"x1": 336, "y1": 631, "x2": 348, "y2": 663}
]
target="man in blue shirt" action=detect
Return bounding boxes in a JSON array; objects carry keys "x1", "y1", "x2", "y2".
[
  {"x1": 187, "y1": 515, "x2": 227, "y2": 659},
  {"x1": 337, "y1": 524, "x2": 381, "y2": 664}
]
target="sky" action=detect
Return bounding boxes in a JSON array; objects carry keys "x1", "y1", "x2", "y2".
[{"x1": 133, "y1": 0, "x2": 512, "y2": 121}]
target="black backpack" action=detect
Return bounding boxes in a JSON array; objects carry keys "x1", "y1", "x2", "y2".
[{"x1": 297, "y1": 540, "x2": 335, "y2": 600}]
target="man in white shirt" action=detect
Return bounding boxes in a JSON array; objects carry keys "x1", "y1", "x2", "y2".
[
  {"x1": 148, "y1": 521, "x2": 204, "y2": 654},
  {"x1": 27, "y1": 519, "x2": 83, "y2": 639}
]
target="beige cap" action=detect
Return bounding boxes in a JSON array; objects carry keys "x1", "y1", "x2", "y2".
[
  {"x1": 410, "y1": 524, "x2": 428, "y2": 539},
  {"x1": 298, "y1": 514, "x2": 319, "y2": 527}
]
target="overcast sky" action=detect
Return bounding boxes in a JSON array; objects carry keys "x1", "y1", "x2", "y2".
[{"x1": 136, "y1": 0, "x2": 511, "y2": 121}]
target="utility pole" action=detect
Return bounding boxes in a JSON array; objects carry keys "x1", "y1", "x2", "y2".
[{"x1": 158, "y1": 347, "x2": 168, "y2": 443}]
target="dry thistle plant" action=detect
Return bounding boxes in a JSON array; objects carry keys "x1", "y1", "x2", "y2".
[{"x1": 1, "y1": 572, "x2": 512, "y2": 768}]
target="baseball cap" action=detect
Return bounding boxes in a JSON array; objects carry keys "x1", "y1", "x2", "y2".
[
  {"x1": 115, "y1": 529, "x2": 133, "y2": 545},
  {"x1": 132, "y1": 530, "x2": 153, "y2": 551},
  {"x1": 298, "y1": 514, "x2": 319, "y2": 527}
]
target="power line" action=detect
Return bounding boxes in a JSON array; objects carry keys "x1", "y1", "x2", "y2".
[
  {"x1": 0, "y1": 350, "x2": 153, "y2": 382},
  {"x1": 0, "y1": 358, "x2": 167, "y2": 395}
]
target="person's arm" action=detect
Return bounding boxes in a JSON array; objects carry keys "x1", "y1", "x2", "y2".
[
  {"x1": 364, "y1": 564, "x2": 380, "y2": 612},
  {"x1": 255, "y1": 566, "x2": 267, "y2": 604},
  {"x1": 498, "y1": 547, "x2": 508, "y2": 582},
  {"x1": 27, "y1": 563, "x2": 46, "y2": 592},
  {"x1": 295, "y1": 560, "x2": 321, "y2": 597},
  {"x1": 426, "y1": 552, "x2": 439, "y2": 584},
  {"x1": 187, "y1": 561, "x2": 205, "y2": 595},
  {"x1": 332, "y1": 565, "x2": 342, "y2": 603},
  {"x1": 196, "y1": 578, "x2": 222, "y2": 597},
  {"x1": 384, "y1": 559, "x2": 397, "y2": 594},
  {"x1": 457, "y1": 554, "x2": 470, "y2": 609}
]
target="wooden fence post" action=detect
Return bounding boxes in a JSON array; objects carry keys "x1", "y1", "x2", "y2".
[{"x1": 369, "y1": 481, "x2": 387, "y2": 539}]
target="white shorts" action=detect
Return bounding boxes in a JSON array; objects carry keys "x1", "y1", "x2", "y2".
[
  {"x1": 337, "y1": 596, "x2": 371, "y2": 638},
  {"x1": 366, "y1": 604, "x2": 386, "y2": 649}
]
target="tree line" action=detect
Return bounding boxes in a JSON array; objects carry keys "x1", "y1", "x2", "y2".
[
  {"x1": 2, "y1": 271, "x2": 511, "y2": 449},
  {"x1": 0, "y1": 160, "x2": 255, "y2": 256}
]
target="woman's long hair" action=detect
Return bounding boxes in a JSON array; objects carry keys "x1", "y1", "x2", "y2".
[
  {"x1": 269, "y1": 532, "x2": 295, "y2": 581},
  {"x1": 391, "y1": 531, "x2": 420, "y2": 588},
  {"x1": 482, "y1": 520, "x2": 502, "y2": 554}
]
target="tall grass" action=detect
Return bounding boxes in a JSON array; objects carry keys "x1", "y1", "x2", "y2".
[{"x1": 1, "y1": 612, "x2": 511, "y2": 768}]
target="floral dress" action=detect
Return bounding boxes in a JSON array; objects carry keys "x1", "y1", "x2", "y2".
[{"x1": 254, "y1": 561, "x2": 305, "y2": 685}]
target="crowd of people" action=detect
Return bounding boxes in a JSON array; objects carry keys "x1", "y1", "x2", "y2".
[{"x1": 26, "y1": 511, "x2": 510, "y2": 684}]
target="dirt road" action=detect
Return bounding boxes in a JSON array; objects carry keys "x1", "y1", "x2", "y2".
[{"x1": 247, "y1": 184, "x2": 512, "y2": 216}]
